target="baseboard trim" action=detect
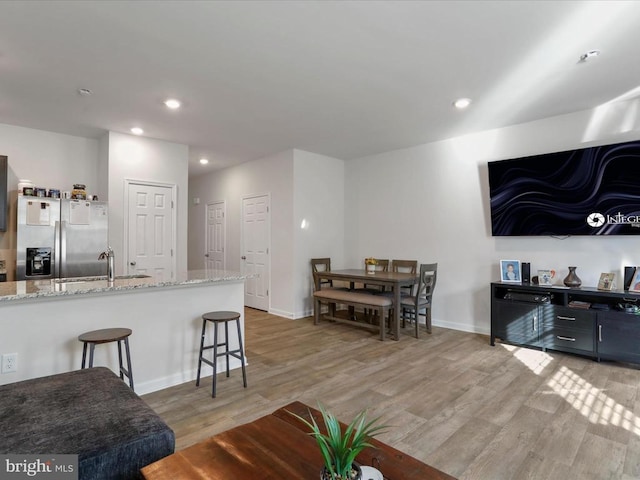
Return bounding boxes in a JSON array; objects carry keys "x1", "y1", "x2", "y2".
[
  {"x1": 268, "y1": 309, "x2": 490, "y2": 333},
  {"x1": 136, "y1": 357, "x2": 248, "y2": 396},
  {"x1": 268, "y1": 308, "x2": 295, "y2": 319},
  {"x1": 433, "y1": 318, "x2": 490, "y2": 336}
]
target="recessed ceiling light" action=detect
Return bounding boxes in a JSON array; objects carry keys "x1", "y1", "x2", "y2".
[
  {"x1": 579, "y1": 50, "x2": 601, "y2": 62},
  {"x1": 199, "y1": 158, "x2": 209, "y2": 165},
  {"x1": 164, "y1": 99, "x2": 181, "y2": 109},
  {"x1": 453, "y1": 98, "x2": 472, "y2": 109},
  {"x1": 130, "y1": 127, "x2": 144, "y2": 135}
]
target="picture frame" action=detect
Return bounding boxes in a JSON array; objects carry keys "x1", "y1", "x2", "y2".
[
  {"x1": 500, "y1": 259, "x2": 521, "y2": 283},
  {"x1": 629, "y1": 268, "x2": 640, "y2": 293},
  {"x1": 538, "y1": 269, "x2": 553, "y2": 286},
  {"x1": 597, "y1": 272, "x2": 616, "y2": 291}
]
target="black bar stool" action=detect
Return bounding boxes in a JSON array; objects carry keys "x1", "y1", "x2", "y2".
[
  {"x1": 78, "y1": 328, "x2": 134, "y2": 390},
  {"x1": 196, "y1": 311, "x2": 247, "y2": 398}
]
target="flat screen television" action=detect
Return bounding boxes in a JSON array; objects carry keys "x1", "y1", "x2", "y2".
[{"x1": 488, "y1": 139, "x2": 640, "y2": 236}]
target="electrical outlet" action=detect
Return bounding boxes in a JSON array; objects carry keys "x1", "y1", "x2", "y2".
[{"x1": 1, "y1": 353, "x2": 17, "y2": 373}]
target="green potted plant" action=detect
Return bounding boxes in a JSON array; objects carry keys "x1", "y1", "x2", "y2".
[{"x1": 289, "y1": 403, "x2": 388, "y2": 480}]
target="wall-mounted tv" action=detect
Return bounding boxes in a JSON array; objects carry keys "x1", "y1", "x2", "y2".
[{"x1": 488, "y1": 139, "x2": 640, "y2": 236}]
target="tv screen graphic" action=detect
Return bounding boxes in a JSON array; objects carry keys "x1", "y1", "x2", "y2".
[{"x1": 488, "y1": 140, "x2": 640, "y2": 236}]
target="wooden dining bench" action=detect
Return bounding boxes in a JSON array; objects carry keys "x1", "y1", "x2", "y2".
[{"x1": 313, "y1": 289, "x2": 393, "y2": 340}]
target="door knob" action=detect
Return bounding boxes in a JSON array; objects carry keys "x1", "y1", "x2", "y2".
[
  {"x1": 205, "y1": 254, "x2": 210, "y2": 257},
  {"x1": 130, "y1": 261, "x2": 136, "y2": 266},
  {"x1": 241, "y1": 256, "x2": 246, "y2": 260}
]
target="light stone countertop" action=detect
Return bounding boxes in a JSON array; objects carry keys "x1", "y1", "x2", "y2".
[{"x1": 0, "y1": 269, "x2": 253, "y2": 302}]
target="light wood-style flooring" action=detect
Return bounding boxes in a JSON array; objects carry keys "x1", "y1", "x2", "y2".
[{"x1": 142, "y1": 308, "x2": 640, "y2": 480}]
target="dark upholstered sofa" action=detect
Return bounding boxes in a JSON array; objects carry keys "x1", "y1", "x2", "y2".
[{"x1": 0, "y1": 367, "x2": 175, "y2": 479}]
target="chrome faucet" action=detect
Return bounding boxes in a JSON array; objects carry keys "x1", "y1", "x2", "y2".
[{"x1": 98, "y1": 246, "x2": 115, "y2": 282}]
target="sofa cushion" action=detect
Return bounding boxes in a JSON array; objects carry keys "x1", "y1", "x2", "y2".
[{"x1": 0, "y1": 367, "x2": 174, "y2": 480}]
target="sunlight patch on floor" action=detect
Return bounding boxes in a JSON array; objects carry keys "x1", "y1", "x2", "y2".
[
  {"x1": 500, "y1": 343, "x2": 553, "y2": 375},
  {"x1": 547, "y1": 366, "x2": 640, "y2": 435}
]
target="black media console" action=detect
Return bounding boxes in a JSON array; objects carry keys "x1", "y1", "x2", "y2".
[{"x1": 491, "y1": 282, "x2": 640, "y2": 365}]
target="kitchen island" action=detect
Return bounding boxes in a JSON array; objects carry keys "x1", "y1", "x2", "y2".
[{"x1": 0, "y1": 270, "x2": 251, "y2": 394}]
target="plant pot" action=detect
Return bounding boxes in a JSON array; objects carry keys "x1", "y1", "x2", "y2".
[
  {"x1": 366, "y1": 264, "x2": 375, "y2": 274},
  {"x1": 360, "y1": 466, "x2": 383, "y2": 480},
  {"x1": 320, "y1": 464, "x2": 362, "y2": 480}
]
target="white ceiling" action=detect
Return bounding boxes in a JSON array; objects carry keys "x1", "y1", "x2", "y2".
[{"x1": 0, "y1": 1, "x2": 639, "y2": 176}]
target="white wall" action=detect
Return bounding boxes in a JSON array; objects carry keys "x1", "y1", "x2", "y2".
[
  {"x1": 188, "y1": 149, "x2": 295, "y2": 316},
  {"x1": 293, "y1": 150, "x2": 345, "y2": 317},
  {"x1": 188, "y1": 148, "x2": 346, "y2": 319},
  {"x1": 106, "y1": 131, "x2": 189, "y2": 277},
  {"x1": 0, "y1": 281, "x2": 246, "y2": 395},
  {"x1": 345, "y1": 98, "x2": 640, "y2": 335},
  {"x1": 96, "y1": 133, "x2": 109, "y2": 201},
  {"x1": 0, "y1": 123, "x2": 98, "y2": 280}
]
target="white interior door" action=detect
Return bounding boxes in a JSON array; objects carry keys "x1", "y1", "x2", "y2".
[
  {"x1": 205, "y1": 201, "x2": 225, "y2": 270},
  {"x1": 127, "y1": 182, "x2": 175, "y2": 281},
  {"x1": 242, "y1": 194, "x2": 270, "y2": 310}
]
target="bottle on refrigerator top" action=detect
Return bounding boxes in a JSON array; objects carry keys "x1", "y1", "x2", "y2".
[
  {"x1": 72, "y1": 184, "x2": 87, "y2": 200},
  {"x1": 18, "y1": 179, "x2": 34, "y2": 195}
]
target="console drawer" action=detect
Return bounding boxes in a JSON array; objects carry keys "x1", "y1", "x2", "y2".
[
  {"x1": 543, "y1": 307, "x2": 595, "y2": 331},
  {"x1": 543, "y1": 326, "x2": 594, "y2": 353}
]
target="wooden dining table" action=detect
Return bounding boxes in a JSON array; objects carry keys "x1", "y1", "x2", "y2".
[
  {"x1": 141, "y1": 401, "x2": 456, "y2": 480},
  {"x1": 313, "y1": 269, "x2": 418, "y2": 340}
]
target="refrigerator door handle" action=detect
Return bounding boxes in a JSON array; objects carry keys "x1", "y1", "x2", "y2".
[
  {"x1": 59, "y1": 220, "x2": 67, "y2": 278},
  {"x1": 54, "y1": 220, "x2": 61, "y2": 278}
]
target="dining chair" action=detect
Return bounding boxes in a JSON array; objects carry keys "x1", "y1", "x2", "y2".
[
  {"x1": 400, "y1": 263, "x2": 437, "y2": 338},
  {"x1": 392, "y1": 259, "x2": 418, "y2": 296},
  {"x1": 310, "y1": 258, "x2": 334, "y2": 290}
]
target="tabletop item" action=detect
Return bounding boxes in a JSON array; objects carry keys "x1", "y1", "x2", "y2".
[
  {"x1": 289, "y1": 402, "x2": 388, "y2": 480},
  {"x1": 141, "y1": 401, "x2": 456, "y2": 480},
  {"x1": 563, "y1": 266, "x2": 582, "y2": 287},
  {"x1": 365, "y1": 257, "x2": 378, "y2": 274}
]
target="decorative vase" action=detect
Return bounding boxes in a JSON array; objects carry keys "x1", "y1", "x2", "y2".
[
  {"x1": 563, "y1": 266, "x2": 582, "y2": 287},
  {"x1": 366, "y1": 264, "x2": 375, "y2": 274},
  {"x1": 320, "y1": 464, "x2": 362, "y2": 480}
]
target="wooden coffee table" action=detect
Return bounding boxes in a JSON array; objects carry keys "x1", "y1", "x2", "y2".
[{"x1": 141, "y1": 401, "x2": 456, "y2": 480}]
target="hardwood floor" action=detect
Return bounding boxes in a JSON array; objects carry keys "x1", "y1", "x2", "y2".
[{"x1": 142, "y1": 308, "x2": 640, "y2": 480}]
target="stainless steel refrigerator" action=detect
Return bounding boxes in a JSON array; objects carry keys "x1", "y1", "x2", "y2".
[{"x1": 16, "y1": 196, "x2": 109, "y2": 280}]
